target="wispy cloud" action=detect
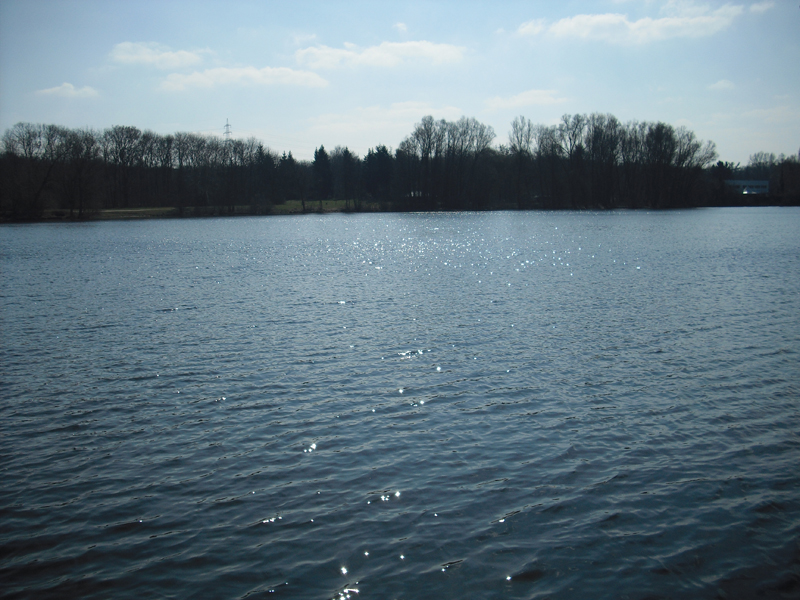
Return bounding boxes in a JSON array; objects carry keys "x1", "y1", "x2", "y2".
[
  {"x1": 486, "y1": 89, "x2": 568, "y2": 110},
  {"x1": 307, "y1": 101, "x2": 463, "y2": 146},
  {"x1": 749, "y1": 1, "x2": 774, "y2": 13},
  {"x1": 296, "y1": 41, "x2": 465, "y2": 69},
  {"x1": 518, "y1": 19, "x2": 546, "y2": 36},
  {"x1": 743, "y1": 104, "x2": 799, "y2": 124},
  {"x1": 36, "y1": 82, "x2": 98, "y2": 98},
  {"x1": 160, "y1": 66, "x2": 328, "y2": 91},
  {"x1": 708, "y1": 79, "x2": 735, "y2": 90},
  {"x1": 393, "y1": 22, "x2": 408, "y2": 33},
  {"x1": 292, "y1": 33, "x2": 317, "y2": 45},
  {"x1": 518, "y1": 3, "x2": 744, "y2": 44},
  {"x1": 111, "y1": 42, "x2": 204, "y2": 69}
]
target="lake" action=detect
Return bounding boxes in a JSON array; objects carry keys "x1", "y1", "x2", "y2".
[{"x1": 1, "y1": 208, "x2": 799, "y2": 599}]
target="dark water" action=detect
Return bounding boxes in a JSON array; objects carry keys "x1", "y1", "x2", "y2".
[{"x1": 1, "y1": 208, "x2": 799, "y2": 599}]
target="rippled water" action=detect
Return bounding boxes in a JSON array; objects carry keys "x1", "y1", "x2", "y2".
[{"x1": 1, "y1": 208, "x2": 799, "y2": 599}]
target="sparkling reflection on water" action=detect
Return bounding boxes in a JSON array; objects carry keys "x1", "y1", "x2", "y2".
[{"x1": 1, "y1": 208, "x2": 799, "y2": 599}]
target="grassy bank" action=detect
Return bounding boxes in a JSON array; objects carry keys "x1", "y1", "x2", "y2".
[{"x1": 6, "y1": 199, "x2": 382, "y2": 222}]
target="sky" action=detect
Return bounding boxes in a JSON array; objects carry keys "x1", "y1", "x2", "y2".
[{"x1": 0, "y1": 0, "x2": 798, "y2": 164}]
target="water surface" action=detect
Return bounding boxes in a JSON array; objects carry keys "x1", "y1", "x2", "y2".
[{"x1": 2, "y1": 208, "x2": 799, "y2": 599}]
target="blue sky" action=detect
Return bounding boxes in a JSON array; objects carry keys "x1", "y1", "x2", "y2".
[{"x1": 0, "y1": 0, "x2": 797, "y2": 163}]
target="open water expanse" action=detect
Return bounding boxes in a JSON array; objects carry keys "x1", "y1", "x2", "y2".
[{"x1": 1, "y1": 208, "x2": 799, "y2": 599}]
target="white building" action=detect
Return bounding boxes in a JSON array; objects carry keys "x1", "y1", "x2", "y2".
[{"x1": 724, "y1": 180, "x2": 769, "y2": 195}]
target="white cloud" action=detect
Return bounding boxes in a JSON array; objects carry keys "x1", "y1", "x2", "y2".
[
  {"x1": 749, "y1": 1, "x2": 774, "y2": 13},
  {"x1": 708, "y1": 79, "x2": 735, "y2": 90},
  {"x1": 36, "y1": 82, "x2": 98, "y2": 98},
  {"x1": 518, "y1": 3, "x2": 745, "y2": 44},
  {"x1": 393, "y1": 22, "x2": 408, "y2": 33},
  {"x1": 295, "y1": 41, "x2": 465, "y2": 69},
  {"x1": 111, "y1": 42, "x2": 204, "y2": 69},
  {"x1": 485, "y1": 89, "x2": 568, "y2": 110},
  {"x1": 160, "y1": 66, "x2": 328, "y2": 91}
]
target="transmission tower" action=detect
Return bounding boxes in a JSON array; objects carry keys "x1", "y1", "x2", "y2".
[{"x1": 224, "y1": 119, "x2": 232, "y2": 142}]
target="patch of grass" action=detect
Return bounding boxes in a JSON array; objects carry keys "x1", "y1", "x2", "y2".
[
  {"x1": 95, "y1": 207, "x2": 180, "y2": 219},
  {"x1": 271, "y1": 199, "x2": 380, "y2": 214},
  {"x1": 19, "y1": 199, "x2": 382, "y2": 222}
]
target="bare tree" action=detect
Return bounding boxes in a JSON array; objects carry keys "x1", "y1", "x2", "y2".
[
  {"x1": 1, "y1": 123, "x2": 68, "y2": 218},
  {"x1": 61, "y1": 128, "x2": 99, "y2": 218},
  {"x1": 102, "y1": 125, "x2": 142, "y2": 208},
  {"x1": 509, "y1": 116, "x2": 536, "y2": 208}
]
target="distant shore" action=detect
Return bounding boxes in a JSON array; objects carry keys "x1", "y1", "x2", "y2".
[{"x1": 4, "y1": 117, "x2": 798, "y2": 223}]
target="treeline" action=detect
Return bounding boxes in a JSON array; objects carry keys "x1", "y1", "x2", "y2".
[
  {"x1": 1, "y1": 114, "x2": 798, "y2": 220},
  {"x1": 0, "y1": 124, "x2": 288, "y2": 219},
  {"x1": 501, "y1": 114, "x2": 720, "y2": 209}
]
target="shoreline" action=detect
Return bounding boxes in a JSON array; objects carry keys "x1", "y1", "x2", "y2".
[{"x1": 1, "y1": 197, "x2": 798, "y2": 224}]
